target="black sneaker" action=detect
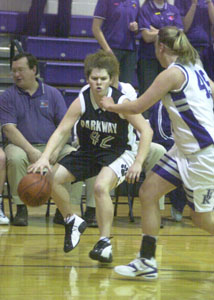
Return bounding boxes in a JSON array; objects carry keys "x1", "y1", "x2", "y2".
[
  {"x1": 13, "y1": 205, "x2": 28, "y2": 226},
  {"x1": 53, "y1": 208, "x2": 65, "y2": 225},
  {"x1": 84, "y1": 206, "x2": 98, "y2": 228},
  {"x1": 89, "y1": 239, "x2": 113, "y2": 263},
  {"x1": 64, "y1": 214, "x2": 87, "y2": 253}
]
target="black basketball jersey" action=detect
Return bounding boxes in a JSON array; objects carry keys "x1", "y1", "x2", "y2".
[{"x1": 76, "y1": 86, "x2": 137, "y2": 155}]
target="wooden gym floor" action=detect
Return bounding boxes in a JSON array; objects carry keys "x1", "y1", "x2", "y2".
[{"x1": 0, "y1": 198, "x2": 213, "y2": 300}]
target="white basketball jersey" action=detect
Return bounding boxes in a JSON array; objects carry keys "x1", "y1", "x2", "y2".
[{"x1": 162, "y1": 62, "x2": 214, "y2": 154}]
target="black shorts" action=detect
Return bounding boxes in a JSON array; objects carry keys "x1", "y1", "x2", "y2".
[{"x1": 58, "y1": 149, "x2": 120, "y2": 181}]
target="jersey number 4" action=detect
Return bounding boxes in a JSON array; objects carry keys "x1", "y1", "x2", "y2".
[
  {"x1": 195, "y1": 70, "x2": 211, "y2": 99},
  {"x1": 90, "y1": 131, "x2": 115, "y2": 149}
]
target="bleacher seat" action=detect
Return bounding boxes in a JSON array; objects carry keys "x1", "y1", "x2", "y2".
[
  {"x1": 0, "y1": 11, "x2": 26, "y2": 34},
  {"x1": 60, "y1": 89, "x2": 80, "y2": 107},
  {"x1": 0, "y1": 11, "x2": 93, "y2": 37},
  {"x1": 23, "y1": 36, "x2": 100, "y2": 61},
  {"x1": 42, "y1": 61, "x2": 85, "y2": 86},
  {"x1": 70, "y1": 15, "x2": 93, "y2": 37}
]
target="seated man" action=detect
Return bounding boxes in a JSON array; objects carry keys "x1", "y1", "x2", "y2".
[
  {"x1": 0, "y1": 52, "x2": 75, "y2": 226},
  {"x1": 28, "y1": 50, "x2": 153, "y2": 262}
]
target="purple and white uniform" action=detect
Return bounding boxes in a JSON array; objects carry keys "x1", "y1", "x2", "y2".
[{"x1": 152, "y1": 62, "x2": 214, "y2": 212}]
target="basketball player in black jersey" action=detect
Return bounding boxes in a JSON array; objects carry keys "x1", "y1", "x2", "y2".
[{"x1": 28, "y1": 50, "x2": 153, "y2": 262}]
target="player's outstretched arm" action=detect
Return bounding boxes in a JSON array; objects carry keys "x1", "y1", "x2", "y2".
[
  {"x1": 100, "y1": 67, "x2": 185, "y2": 115},
  {"x1": 28, "y1": 97, "x2": 82, "y2": 174}
]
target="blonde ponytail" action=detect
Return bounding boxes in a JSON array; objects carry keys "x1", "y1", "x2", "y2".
[{"x1": 158, "y1": 26, "x2": 199, "y2": 65}]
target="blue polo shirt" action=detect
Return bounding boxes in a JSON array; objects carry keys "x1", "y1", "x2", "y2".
[
  {"x1": 94, "y1": 0, "x2": 140, "y2": 51},
  {"x1": 138, "y1": 0, "x2": 183, "y2": 59},
  {"x1": 0, "y1": 79, "x2": 67, "y2": 144},
  {"x1": 174, "y1": 0, "x2": 213, "y2": 48}
]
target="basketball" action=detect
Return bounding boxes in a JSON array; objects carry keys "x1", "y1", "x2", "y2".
[{"x1": 18, "y1": 173, "x2": 51, "y2": 207}]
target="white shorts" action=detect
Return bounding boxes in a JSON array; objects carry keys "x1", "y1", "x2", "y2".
[
  {"x1": 109, "y1": 150, "x2": 136, "y2": 187},
  {"x1": 152, "y1": 144, "x2": 214, "y2": 212}
]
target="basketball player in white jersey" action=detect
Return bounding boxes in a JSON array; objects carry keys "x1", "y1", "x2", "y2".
[
  {"x1": 101, "y1": 26, "x2": 214, "y2": 279},
  {"x1": 28, "y1": 50, "x2": 153, "y2": 263}
]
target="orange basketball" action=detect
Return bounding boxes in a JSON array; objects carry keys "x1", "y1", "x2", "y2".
[{"x1": 18, "y1": 173, "x2": 51, "y2": 207}]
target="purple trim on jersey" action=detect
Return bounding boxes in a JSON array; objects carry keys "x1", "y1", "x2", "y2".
[
  {"x1": 170, "y1": 63, "x2": 214, "y2": 149},
  {"x1": 170, "y1": 90, "x2": 186, "y2": 101},
  {"x1": 152, "y1": 163, "x2": 182, "y2": 187},
  {"x1": 186, "y1": 199, "x2": 195, "y2": 210},
  {"x1": 179, "y1": 109, "x2": 214, "y2": 149}
]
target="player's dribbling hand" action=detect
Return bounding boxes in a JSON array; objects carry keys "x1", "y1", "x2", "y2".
[
  {"x1": 100, "y1": 96, "x2": 114, "y2": 111},
  {"x1": 27, "y1": 156, "x2": 51, "y2": 175}
]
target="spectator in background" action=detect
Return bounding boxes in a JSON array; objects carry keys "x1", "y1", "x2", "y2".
[
  {"x1": 24, "y1": 0, "x2": 72, "y2": 37},
  {"x1": 0, "y1": 148, "x2": 9, "y2": 225},
  {"x1": 149, "y1": 101, "x2": 187, "y2": 221},
  {"x1": 137, "y1": 0, "x2": 183, "y2": 117},
  {"x1": 0, "y1": 52, "x2": 75, "y2": 226},
  {"x1": 92, "y1": 0, "x2": 140, "y2": 84},
  {"x1": 174, "y1": 0, "x2": 214, "y2": 80}
]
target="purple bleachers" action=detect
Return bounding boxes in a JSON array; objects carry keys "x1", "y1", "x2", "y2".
[
  {"x1": 70, "y1": 15, "x2": 93, "y2": 37},
  {"x1": 0, "y1": 11, "x2": 93, "y2": 37},
  {"x1": 0, "y1": 11, "x2": 26, "y2": 34},
  {"x1": 23, "y1": 36, "x2": 100, "y2": 61},
  {"x1": 60, "y1": 89, "x2": 80, "y2": 107},
  {"x1": 43, "y1": 62, "x2": 85, "y2": 86}
]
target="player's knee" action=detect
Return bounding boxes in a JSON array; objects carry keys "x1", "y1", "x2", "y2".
[
  {"x1": 94, "y1": 181, "x2": 108, "y2": 198},
  {"x1": 139, "y1": 184, "x2": 151, "y2": 202}
]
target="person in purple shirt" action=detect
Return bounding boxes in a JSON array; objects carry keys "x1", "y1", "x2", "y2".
[
  {"x1": 137, "y1": 0, "x2": 183, "y2": 115},
  {"x1": 174, "y1": 0, "x2": 214, "y2": 80},
  {"x1": 23, "y1": 0, "x2": 72, "y2": 37},
  {"x1": 92, "y1": 0, "x2": 140, "y2": 84},
  {"x1": 0, "y1": 52, "x2": 74, "y2": 226}
]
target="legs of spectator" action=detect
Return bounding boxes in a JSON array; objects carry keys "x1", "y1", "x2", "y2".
[
  {"x1": 89, "y1": 167, "x2": 118, "y2": 263},
  {"x1": 113, "y1": 49, "x2": 137, "y2": 84},
  {"x1": 5, "y1": 144, "x2": 29, "y2": 226},
  {"x1": 0, "y1": 148, "x2": 9, "y2": 225},
  {"x1": 137, "y1": 58, "x2": 163, "y2": 118},
  {"x1": 57, "y1": 0, "x2": 72, "y2": 37},
  {"x1": 168, "y1": 186, "x2": 187, "y2": 222},
  {"x1": 24, "y1": 0, "x2": 47, "y2": 35}
]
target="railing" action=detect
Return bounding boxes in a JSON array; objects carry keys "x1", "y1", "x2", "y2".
[{"x1": 10, "y1": 39, "x2": 24, "y2": 68}]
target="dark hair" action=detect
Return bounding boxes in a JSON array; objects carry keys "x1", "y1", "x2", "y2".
[
  {"x1": 12, "y1": 52, "x2": 39, "y2": 74},
  {"x1": 158, "y1": 26, "x2": 199, "y2": 65},
  {"x1": 84, "y1": 50, "x2": 119, "y2": 79}
]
